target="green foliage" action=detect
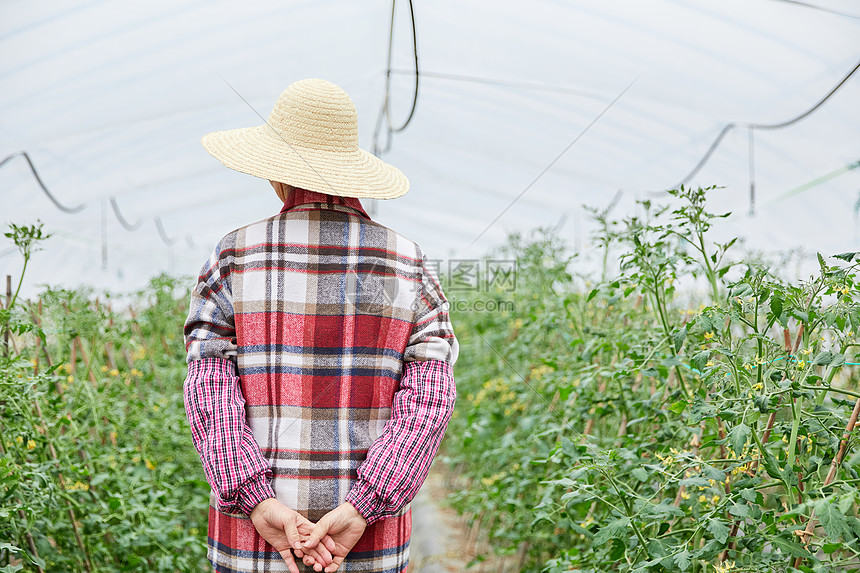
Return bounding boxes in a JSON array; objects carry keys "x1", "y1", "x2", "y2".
[
  {"x1": 1, "y1": 223, "x2": 206, "y2": 571},
  {"x1": 444, "y1": 187, "x2": 860, "y2": 571}
]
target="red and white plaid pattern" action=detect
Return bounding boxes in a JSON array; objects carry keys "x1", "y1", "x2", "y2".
[{"x1": 183, "y1": 189, "x2": 458, "y2": 572}]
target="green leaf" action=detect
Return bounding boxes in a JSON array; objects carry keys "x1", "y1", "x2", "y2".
[
  {"x1": 812, "y1": 351, "x2": 835, "y2": 366},
  {"x1": 706, "y1": 518, "x2": 729, "y2": 544},
  {"x1": 728, "y1": 422, "x2": 750, "y2": 457},
  {"x1": 701, "y1": 464, "x2": 726, "y2": 482},
  {"x1": 673, "y1": 325, "x2": 687, "y2": 353},
  {"x1": 632, "y1": 467, "x2": 649, "y2": 482},
  {"x1": 669, "y1": 400, "x2": 687, "y2": 414},
  {"x1": 649, "y1": 500, "x2": 684, "y2": 518},
  {"x1": 770, "y1": 295, "x2": 783, "y2": 321},
  {"x1": 761, "y1": 449, "x2": 782, "y2": 480},
  {"x1": 674, "y1": 549, "x2": 692, "y2": 571},
  {"x1": 770, "y1": 535, "x2": 814, "y2": 558},
  {"x1": 740, "y1": 488, "x2": 757, "y2": 503},
  {"x1": 833, "y1": 251, "x2": 859, "y2": 262},
  {"x1": 593, "y1": 517, "x2": 630, "y2": 545},
  {"x1": 680, "y1": 476, "x2": 711, "y2": 488},
  {"x1": 815, "y1": 498, "x2": 849, "y2": 541},
  {"x1": 728, "y1": 502, "x2": 749, "y2": 518},
  {"x1": 822, "y1": 542, "x2": 842, "y2": 554}
]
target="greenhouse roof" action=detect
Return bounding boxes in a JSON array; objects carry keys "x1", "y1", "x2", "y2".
[{"x1": 2, "y1": 0, "x2": 859, "y2": 295}]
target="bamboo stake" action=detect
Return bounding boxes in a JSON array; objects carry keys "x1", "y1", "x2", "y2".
[
  {"x1": 721, "y1": 327, "x2": 798, "y2": 562},
  {"x1": 792, "y1": 395, "x2": 860, "y2": 568},
  {"x1": 31, "y1": 400, "x2": 93, "y2": 572}
]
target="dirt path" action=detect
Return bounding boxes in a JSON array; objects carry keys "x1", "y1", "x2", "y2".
[{"x1": 409, "y1": 465, "x2": 515, "y2": 573}]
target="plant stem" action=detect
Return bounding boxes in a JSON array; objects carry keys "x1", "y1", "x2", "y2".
[{"x1": 605, "y1": 473, "x2": 652, "y2": 560}]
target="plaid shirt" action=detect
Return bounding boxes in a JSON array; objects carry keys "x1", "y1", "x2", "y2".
[{"x1": 183, "y1": 189, "x2": 458, "y2": 572}]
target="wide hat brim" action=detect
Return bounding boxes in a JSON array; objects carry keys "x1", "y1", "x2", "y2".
[{"x1": 202, "y1": 124, "x2": 409, "y2": 200}]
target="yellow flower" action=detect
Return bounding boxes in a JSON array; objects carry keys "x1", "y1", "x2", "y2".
[
  {"x1": 708, "y1": 479, "x2": 716, "y2": 487},
  {"x1": 711, "y1": 494, "x2": 720, "y2": 505},
  {"x1": 704, "y1": 332, "x2": 714, "y2": 340},
  {"x1": 153, "y1": 404, "x2": 160, "y2": 412},
  {"x1": 26, "y1": 440, "x2": 36, "y2": 450},
  {"x1": 681, "y1": 491, "x2": 691, "y2": 500},
  {"x1": 109, "y1": 369, "x2": 119, "y2": 377},
  {"x1": 67, "y1": 481, "x2": 89, "y2": 492},
  {"x1": 132, "y1": 455, "x2": 141, "y2": 463},
  {"x1": 131, "y1": 368, "x2": 143, "y2": 377},
  {"x1": 706, "y1": 361, "x2": 714, "y2": 367},
  {"x1": 579, "y1": 516, "x2": 594, "y2": 529},
  {"x1": 100, "y1": 365, "x2": 109, "y2": 372},
  {"x1": 15, "y1": 435, "x2": 23, "y2": 445},
  {"x1": 698, "y1": 495, "x2": 708, "y2": 503},
  {"x1": 801, "y1": 348, "x2": 811, "y2": 355},
  {"x1": 145, "y1": 459, "x2": 156, "y2": 470},
  {"x1": 797, "y1": 360, "x2": 806, "y2": 369},
  {"x1": 715, "y1": 561, "x2": 735, "y2": 573}
]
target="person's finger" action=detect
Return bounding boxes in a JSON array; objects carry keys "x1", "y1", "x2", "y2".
[
  {"x1": 321, "y1": 534, "x2": 337, "y2": 555},
  {"x1": 299, "y1": 543, "x2": 330, "y2": 567},
  {"x1": 310, "y1": 537, "x2": 333, "y2": 565},
  {"x1": 303, "y1": 519, "x2": 330, "y2": 549},
  {"x1": 324, "y1": 555, "x2": 345, "y2": 573},
  {"x1": 277, "y1": 549, "x2": 299, "y2": 573},
  {"x1": 284, "y1": 513, "x2": 302, "y2": 552}
]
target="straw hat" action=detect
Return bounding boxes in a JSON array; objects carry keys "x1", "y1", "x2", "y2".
[{"x1": 202, "y1": 79, "x2": 409, "y2": 199}]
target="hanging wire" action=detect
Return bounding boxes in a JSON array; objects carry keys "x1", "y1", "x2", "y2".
[
  {"x1": 0, "y1": 151, "x2": 86, "y2": 213},
  {"x1": 109, "y1": 196, "x2": 143, "y2": 231},
  {"x1": 674, "y1": 57, "x2": 860, "y2": 188},
  {"x1": 766, "y1": 0, "x2": 860, "y2": 19},
  {"x1": 372, "y1": 0, "x2": 419, "y2": 156},
  {"x1": 748, "y1": 126, "x2": 756, "y2": 216},
  {"x1": 154, "y1": 216, "x2": 176, "y2": 246}
]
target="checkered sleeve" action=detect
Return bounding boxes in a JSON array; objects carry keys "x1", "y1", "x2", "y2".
[
  {"x1": 182, "y1": 241, "x2": 275, "y2": 516},
  {"x1": 345, "y1": 256, "x2": 458, "y2": 525},
  {"x1": 183, "y1": 359, "x2": 275, "y2": 515},
  {"x1": 184, "y1": 239, "x2": 238, "y2": 363}
]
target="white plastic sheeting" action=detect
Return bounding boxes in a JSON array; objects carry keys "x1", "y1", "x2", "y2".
[{"x1": 1, "y1": 0, "x2": 859, "y2": 295}]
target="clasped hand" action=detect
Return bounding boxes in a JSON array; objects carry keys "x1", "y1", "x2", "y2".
[{"x1": 250, "y1": 499, "x2": 367, "y2": 573}]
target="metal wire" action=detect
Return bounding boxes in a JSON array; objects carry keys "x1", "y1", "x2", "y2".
[
  {"x1": 109, "y1": 196, "x2": 143, "y2": 231},
  {"x1": 674, "y1": 57, "x2": 860, "y2": 188},
  {"x1": 372, "y1": 0, "x2": 419, "y2": 156},
  {"x1": 0, "y1": 151, "x2": 86, "y2": 213}
]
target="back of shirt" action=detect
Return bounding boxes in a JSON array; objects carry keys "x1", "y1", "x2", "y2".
[{"x1": 185, "y1": 199, "x2": 457, "y2": 521}]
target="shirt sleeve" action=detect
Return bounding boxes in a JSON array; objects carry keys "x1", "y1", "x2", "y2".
[
  {"x1": 183, "y1": 242, "x2": 275, "y2": 516},
  {"x1": 344, "y1": 255, "x2": 458, "y2": 525}
]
